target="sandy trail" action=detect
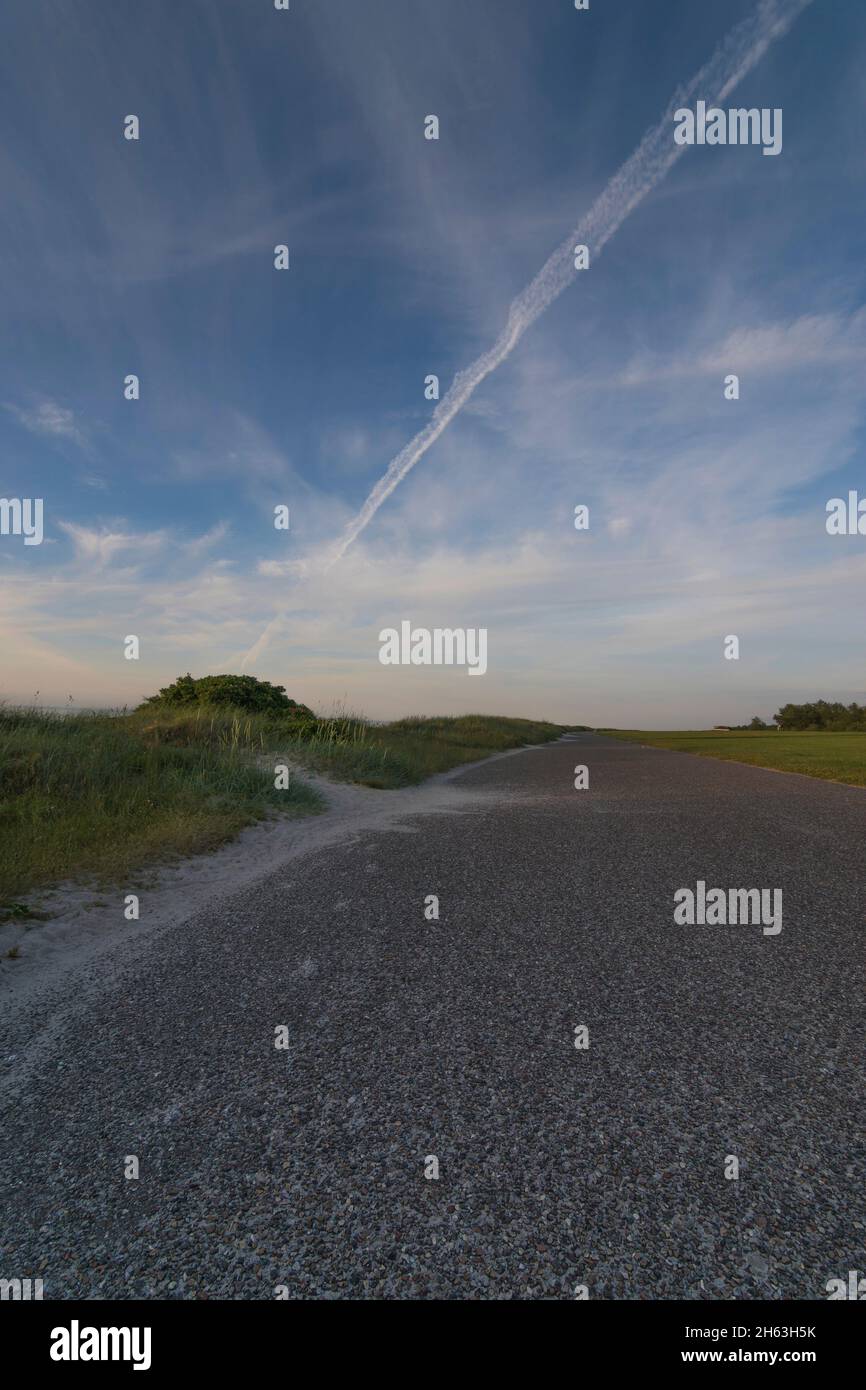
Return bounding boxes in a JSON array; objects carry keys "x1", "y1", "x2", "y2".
[{"x1": 0, "y1": 742, "x2": 562, "y2": 1012}]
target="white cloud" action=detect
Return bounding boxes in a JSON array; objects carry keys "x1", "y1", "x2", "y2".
[
  {"x1": 4, "y1": 399, "x2": 87, "y2": 446},
  {"x1": 57, "y1": 522, "x2": 166, "y2": 569},
  {"x1": 618, "y1": 309, "x2": 866, "y2": 386},
  {"x1": 186, "y1": 522, "x2": 230, "y2": 558}
]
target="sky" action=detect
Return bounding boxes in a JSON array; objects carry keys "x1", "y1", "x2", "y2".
[{"x1": 1, "y1": 0, "x2": 864, "y2": 728}]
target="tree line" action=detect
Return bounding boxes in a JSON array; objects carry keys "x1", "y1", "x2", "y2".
[{"x1": 736, "y1": 702, "x2": 866, "y2": 732}]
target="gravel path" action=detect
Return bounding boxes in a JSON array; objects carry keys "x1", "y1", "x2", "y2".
[{"x1": 1, "y1": 733, "x2": 863, "y2": 1299}]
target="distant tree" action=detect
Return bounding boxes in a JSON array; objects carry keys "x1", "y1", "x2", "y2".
[
  {"x1": 748, "y1": 715, "x2": 769, "y2": 729},
  {"x1": 140, "y1": 673, "x2": 314, "y2": 717},
  {"x1": 773, "y1": 700, "x2": 866, "y2": 732}
]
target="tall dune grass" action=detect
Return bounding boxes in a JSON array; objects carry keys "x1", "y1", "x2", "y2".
[
  {"x1": 0, "y1": 704, "x2": 563, "y2": 908},
  {"x1": 0, "y1": 706, "x2": 322, "y2": 907}
]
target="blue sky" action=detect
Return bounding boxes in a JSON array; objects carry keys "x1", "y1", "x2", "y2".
[{"x1": 1, "y1": 0, "x2": 864, "y2": 725}]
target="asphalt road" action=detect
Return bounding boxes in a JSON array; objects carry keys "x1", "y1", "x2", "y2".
[{"x1": 1, "y1": 733, "x2": 863, "y2": 1300}]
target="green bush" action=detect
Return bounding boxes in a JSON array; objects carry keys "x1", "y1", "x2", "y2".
[{"x1": 140, "y1": 672, "x2": 313, "y2": 717}]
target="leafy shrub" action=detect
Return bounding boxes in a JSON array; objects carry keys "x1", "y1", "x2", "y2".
[{"x1": 140, "y1": 673, "x2": 313, "y2": 717}]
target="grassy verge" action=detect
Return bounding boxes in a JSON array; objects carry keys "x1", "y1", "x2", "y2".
[
  {"x1": 293, "y1": 712, "x2": 565, "y2": 787},
  {"x1": 0, "y1": 706, "x2": 324, "y2": 910},
  {"x1": 601, "y1": 729, "x2": 866, "y2": 786},
  {"x1": 0, "y1": 705, "x2": 564, "y2": 907}
]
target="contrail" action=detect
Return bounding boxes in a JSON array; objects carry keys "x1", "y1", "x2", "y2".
[{"x1": 242, "y1": 0, "x2": 813, "y2": 667}]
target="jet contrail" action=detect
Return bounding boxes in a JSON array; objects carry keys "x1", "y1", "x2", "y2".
[
  {"x1": 241, "y1": 0, "x2": 813, "y2": 668},
  {"x1": 323, "y1": 0, "x2": 812, "y2": 568}
]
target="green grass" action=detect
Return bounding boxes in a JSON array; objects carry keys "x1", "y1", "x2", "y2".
[
  {"x1": 0, "y1": 705, "x2": 564, "y2": 907},
  {"x1": 131, "y1": 705, "x2": 564, "y2": 789},
  {"x1": 601, "y1": 728, "x2": 866, "y2": 786},
  {"x1": 0, "y1": 706, "x2": 324, "y2": 909},
  {"x1": 360, "y1": 714, "x2": 564, "y2": 786}
]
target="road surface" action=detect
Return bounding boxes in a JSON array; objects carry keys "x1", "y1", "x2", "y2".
[{"x1": 1, "y1": 733, "x2": 863, "y2": 1299}]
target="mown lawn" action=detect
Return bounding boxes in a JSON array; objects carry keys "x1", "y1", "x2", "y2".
[
  {"x1": 0, "y1": 706, "x2": 564, "y2": 907},
  {"x1": 601, "y1": 729, "x2": 866, "y2": 787}
]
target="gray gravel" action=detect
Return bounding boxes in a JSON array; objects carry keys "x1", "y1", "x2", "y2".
[{"x1": 1, "y1": 733, "x2": 864, "y2": 1299}]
